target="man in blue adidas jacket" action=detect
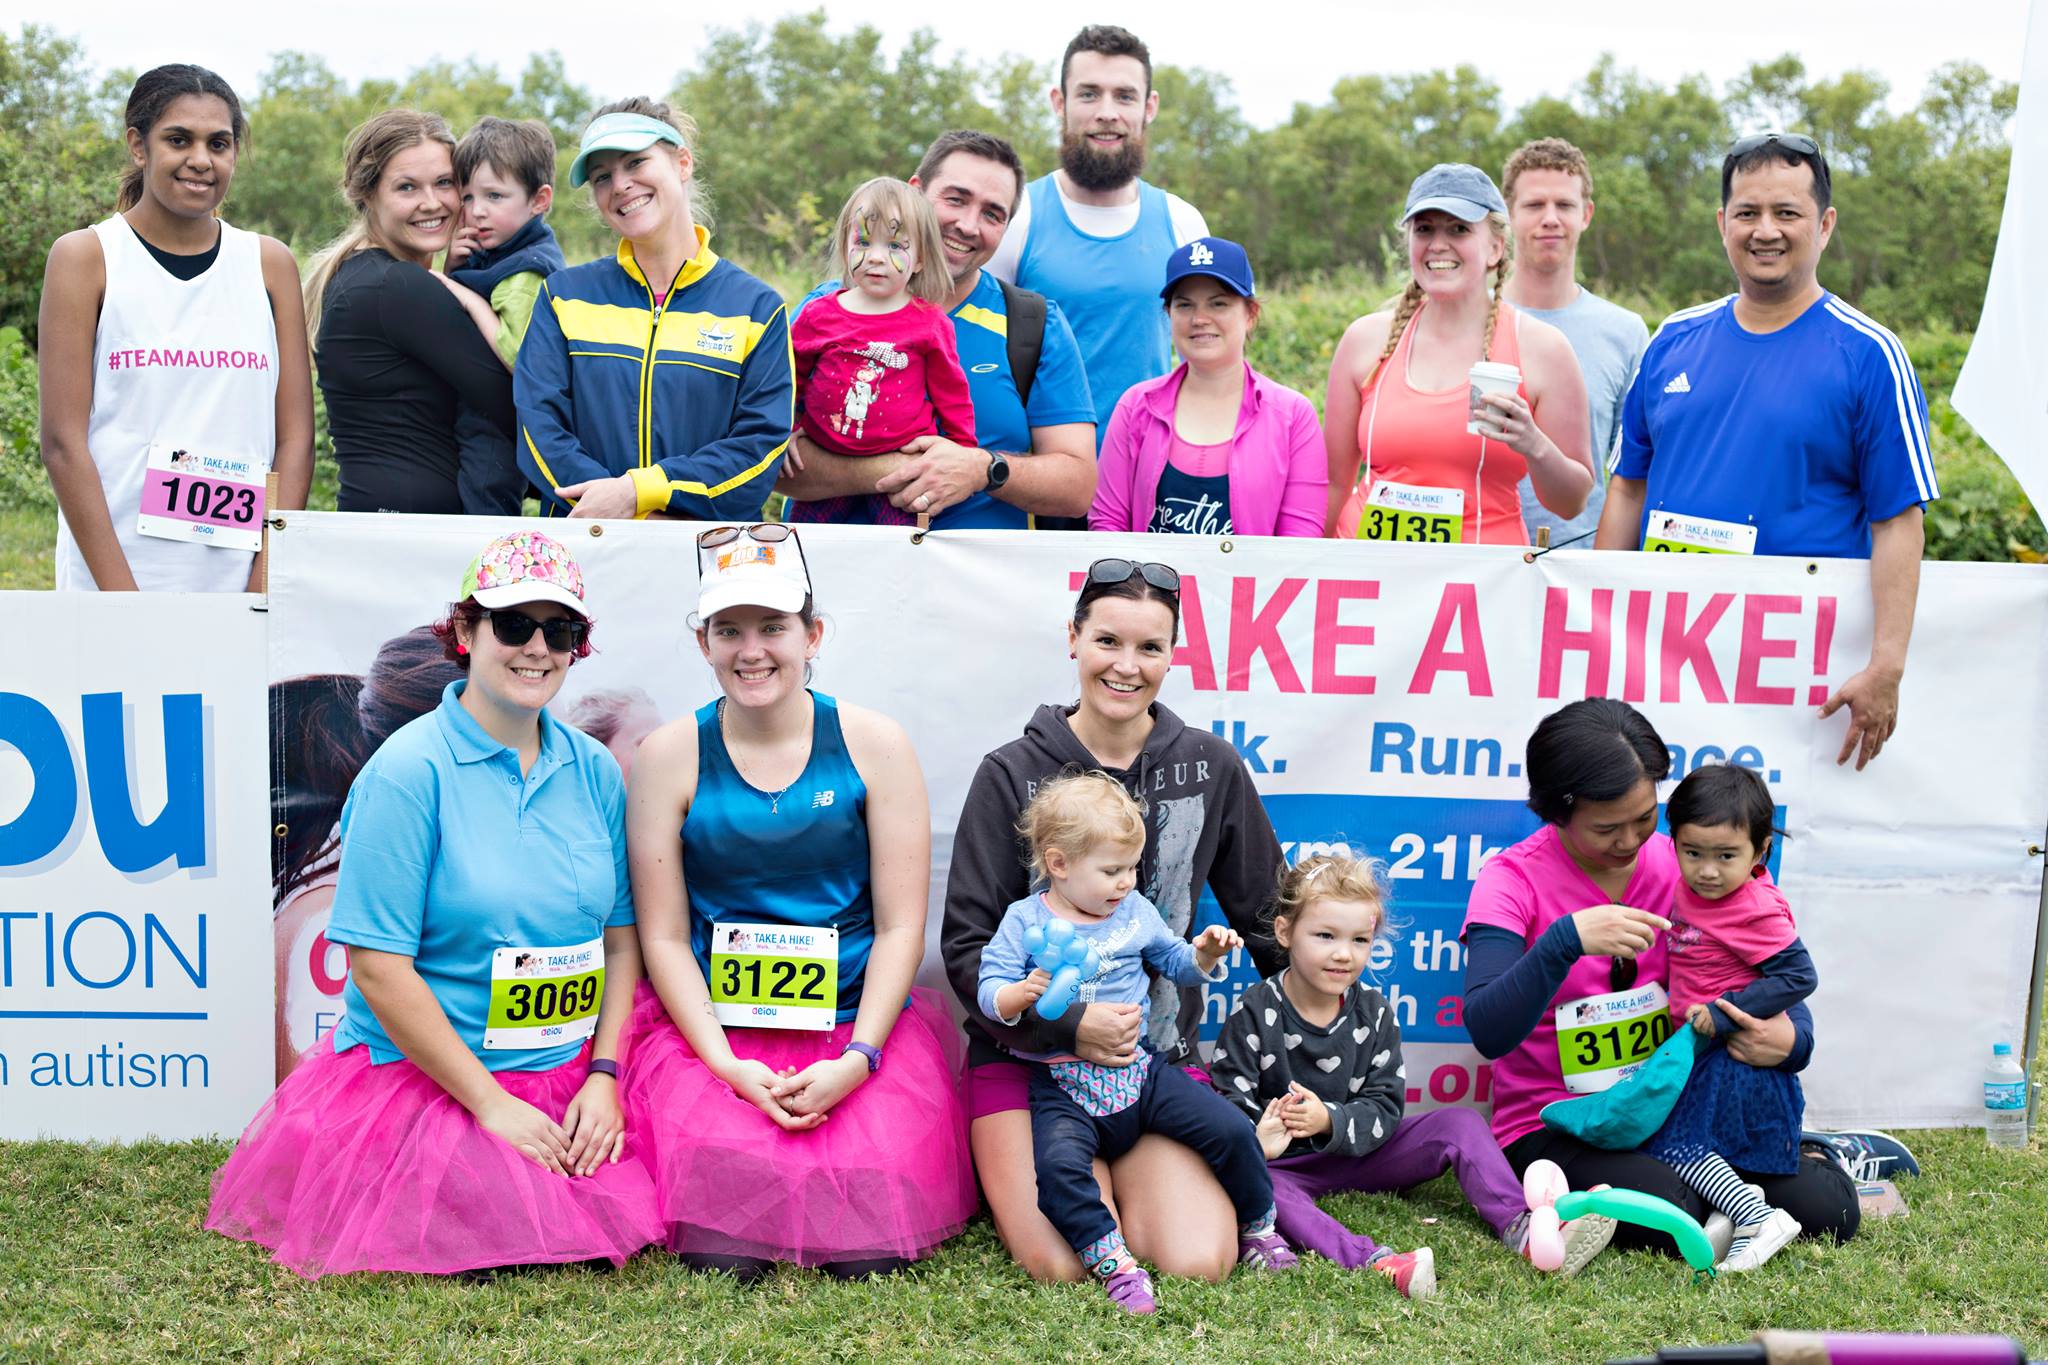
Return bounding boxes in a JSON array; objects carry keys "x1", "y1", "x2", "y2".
[{"x1": 1598, "y1": 133, "x2": 1938, "y2": 771}]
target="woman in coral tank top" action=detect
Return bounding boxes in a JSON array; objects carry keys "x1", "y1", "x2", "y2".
[{"x1": 1324, "y1": 164, "x2": 1591, "y2": 546}]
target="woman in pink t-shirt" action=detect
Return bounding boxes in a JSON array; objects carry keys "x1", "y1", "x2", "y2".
[{"x1": 1459, "y1": 699, "x2": 1859, "y2": 1255}]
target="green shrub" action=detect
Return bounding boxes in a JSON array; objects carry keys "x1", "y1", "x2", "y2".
[{"x1": 0, "y1": 325, "x2": 51, "y2": 512}]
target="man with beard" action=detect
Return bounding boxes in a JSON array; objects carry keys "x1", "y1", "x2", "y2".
[{"x1": 988, "y1": 25, "x2": 1209, "y2": 526}]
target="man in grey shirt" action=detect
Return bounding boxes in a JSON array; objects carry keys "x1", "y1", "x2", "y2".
[{"x1": 1501, "y1": 139, "x2": 1650, "y2": 546}]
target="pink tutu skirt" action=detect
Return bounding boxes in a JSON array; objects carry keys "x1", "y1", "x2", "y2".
[
  {"x1": 624, "y1": 981, "x2": 976, "y2": 1265},
  {"x1": 205, "y1": 1038, "x2": 664, "y2": 1279}
]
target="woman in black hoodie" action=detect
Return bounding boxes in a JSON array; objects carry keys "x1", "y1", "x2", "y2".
[{"x1": 941, "y1": 558, "x2": 1285, "y2": 1283}]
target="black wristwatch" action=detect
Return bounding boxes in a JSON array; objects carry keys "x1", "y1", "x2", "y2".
[{"x1": 984, "y1": 450, "x2": 1011, "y2": 491}]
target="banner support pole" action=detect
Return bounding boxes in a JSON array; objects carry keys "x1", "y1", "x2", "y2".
[{"x1": 2026, "y1": 828, "x2": 2048, "y2": 1133}]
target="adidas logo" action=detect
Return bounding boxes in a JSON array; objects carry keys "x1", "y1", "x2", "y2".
[
  {"x1": 1664, "y1": 372, "x2": 1692, "y2": 394},
  {"x1": 1188, "y1": 241, "x2": 1215, "y2": 266}
]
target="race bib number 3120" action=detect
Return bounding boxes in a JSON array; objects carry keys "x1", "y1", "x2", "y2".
[
  {"x1": 1555, "y1": 983, "x2": 1672, "y2": 1094},
  {"x1": 708, "y1": 922, "x2": 839, "y2": 1031}
]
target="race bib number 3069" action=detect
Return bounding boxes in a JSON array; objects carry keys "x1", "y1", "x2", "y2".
[
  {"x1": 709, "y1": 922, "x2": 838, "y2": 1031},
  {"x1": 484, "y1": 938, "x2": 604, "y2": 1051}
]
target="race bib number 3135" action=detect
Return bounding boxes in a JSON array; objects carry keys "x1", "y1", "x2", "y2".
[
  {"x1": 1357, "y1": 479, "x2": 1464, "y2": 544},
  {"x1": 1555, "y1": 983, "x2": 1672, "y2": 1094},
  {"x1": 709, "y1": 922, "x2": 839, "y2": 1031},
  {"x1": 484, "y1": 938, "x2": 604, "y2": 1051}
]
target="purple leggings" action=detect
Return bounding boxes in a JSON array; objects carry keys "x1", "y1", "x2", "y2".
[{"x1": 1270, "y1": 1108, "x2": 1525, "y2": 1267}]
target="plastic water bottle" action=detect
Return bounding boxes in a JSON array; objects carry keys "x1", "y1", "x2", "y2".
[{"x1": 1982, "y1": 1042, "x2": 2028, "y2": 1149}]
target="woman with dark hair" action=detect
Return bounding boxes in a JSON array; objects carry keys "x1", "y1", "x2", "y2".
[
  {"x1": 270, "y1": 626, "x2": 464, "y2": 1081},
  {"x1": 1459, "y1": 698, "x2": 1859, "y2": 1255},
  {"x1": 211, "y1": 530, "x2": 660, "y2": 1278},
  {"x1": 941, "y1": 559, "x2": 1287, "y2": 1283},
  {"x1": 40, "y1": 63, "x2": 312, "y2": 591}
]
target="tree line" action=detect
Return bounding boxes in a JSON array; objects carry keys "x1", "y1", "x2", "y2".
[{"x1": 0, "y1": 14, "x2": 2016, "y2": 347}]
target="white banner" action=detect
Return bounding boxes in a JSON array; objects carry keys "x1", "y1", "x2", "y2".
[
  {"x1": 261, "y1": 514, "x2": 2048, "y2": 1129},
  {"x1": 1, "y1": 592, "x2": 273, "y2": 1140}
]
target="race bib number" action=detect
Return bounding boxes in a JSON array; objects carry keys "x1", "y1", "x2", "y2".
[
  {"x1": 1644, "y1": 510, "x2": 1757, "y2": 556},
  {"x1": 484, "y1": 937, "x2": 604, "y2": 1051},
  {"x1": 136, "y1": 443, "x2": 266, "y2": 552},
  {"x1": 1555, "y1": 983, "x2": 1672, "y2": 1094},
  {"x1": 708, "y1": 922, "x2": 839, "y2": 1031},
  {"x1": 1356, "y1": 479, "x2": 1464, "y2": 544}
]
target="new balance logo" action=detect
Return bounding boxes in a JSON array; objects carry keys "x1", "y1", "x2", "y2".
[
  {"x1": 812, "y1": 790, "x2": 836, "y2": 808},
  {"x1": 1188, "y1": 242, "x2": 1215, "y2": 266},
  {"x1": 1664, "y1": 372, "x2": 1692, "y2": 394}
]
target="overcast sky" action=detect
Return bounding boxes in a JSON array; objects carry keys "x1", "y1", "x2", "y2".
[{"x1": 44, "y1": 0, "x2": 2034, "y2": 129}]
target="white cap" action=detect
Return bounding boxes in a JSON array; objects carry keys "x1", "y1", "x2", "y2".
[{"x1": 697, "y1": 531, "x2": 812, "y2": 620}]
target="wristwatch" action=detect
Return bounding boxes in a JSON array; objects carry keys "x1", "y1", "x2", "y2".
[
  {"x1": 984, "y1": 450, "x2": 1011, "y2": 491},
  {"x1": 842, "y1": 1042, "x2": 883, "y2": 1074}
]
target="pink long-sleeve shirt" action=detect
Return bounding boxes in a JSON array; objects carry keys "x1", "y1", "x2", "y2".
[{"x1": 1089, "y1": 362, "x2": 1327, "y2": 537}]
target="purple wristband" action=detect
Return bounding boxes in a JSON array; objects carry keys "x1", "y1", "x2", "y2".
[{"x1": 588, "y1": 1058, "x2": 619, "y2": 1080}]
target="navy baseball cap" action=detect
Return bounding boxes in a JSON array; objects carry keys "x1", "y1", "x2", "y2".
[
  {"x1": 1160, "y1": 236, "x2": 1256, "y2": 299},
  {"x1": 1402, "y1": 163, "x2": 1508, "y2": 223}
]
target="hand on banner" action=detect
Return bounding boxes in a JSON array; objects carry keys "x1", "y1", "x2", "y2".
[
  {"x1": 718, "y1": 1057, "x2": 826, "y2": 1131},
  {"x1": 771, "y1": 1052, "x2": 870, "y2": 1118},
  {"x1": 1717, "y1": 998, "x2": 1795, "y2": 1069},
  {"x1": 558, "y1": 474, "x2": 640, "y2": 520},
  {"x1": 876, "y1": 436, "x2": 987, "y2": 517},
  {"x1": 1817, "y1": 665, "x2": 1900, "y2": 770},
  {"x1": 1569, "y1": 904, "x2": 1670, "y2": 958},
  {"x1": 478, "y1": 1091, "x2": 574, "y2": 1176},
  {"x1": 1255, "y1": 1098, "x2": 1292, "y2": 1159},
  {"x1": 1074, "y1": 1001, "x2": 1142, "y2": 1067},
  {"x1": 561, "y1": 1073, "x2": 626, "y2": 1175}
]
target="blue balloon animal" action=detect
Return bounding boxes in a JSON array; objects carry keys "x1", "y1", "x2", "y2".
[{"x1": 1021, "y1": 919, "x2": 1101, "y2": 1020}]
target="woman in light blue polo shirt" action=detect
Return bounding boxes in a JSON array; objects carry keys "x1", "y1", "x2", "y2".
[{"x1": 208, "y1": 530, "x2": 662, "y2": 1278}]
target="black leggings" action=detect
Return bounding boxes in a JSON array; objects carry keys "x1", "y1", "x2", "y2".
[
  {"x1": 1504, "y1": 1128, "x2": 1859, "y2": 1256},
  {"x1": 679, "y1": 1252, "x2": 911, "y2": 1282}
]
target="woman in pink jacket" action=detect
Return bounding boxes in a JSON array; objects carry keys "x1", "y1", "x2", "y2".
[{"x1": 1089, "y1": 238, "x2": 1326, "y2": 538}]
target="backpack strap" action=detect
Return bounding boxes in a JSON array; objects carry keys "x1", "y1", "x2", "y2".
[{"x1": 996, "y1": 275, "x2": 1046, "y2": 408}]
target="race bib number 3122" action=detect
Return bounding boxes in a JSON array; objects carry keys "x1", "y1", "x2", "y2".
[{"x1": 708, "y1": 922, "x2": 839, "y2": 1031}]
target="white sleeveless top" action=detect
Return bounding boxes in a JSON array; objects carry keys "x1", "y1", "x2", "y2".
[{"x1": 55, "y1": 216, "x2": 279, "y2": 592}]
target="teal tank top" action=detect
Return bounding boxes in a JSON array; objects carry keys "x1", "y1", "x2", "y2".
[{"x1": 683, "y1": 692, "x2": 873, "y2": 1021}]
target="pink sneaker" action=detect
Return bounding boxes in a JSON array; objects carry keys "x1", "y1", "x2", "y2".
[
  {"x1": 1371, "y1": 1247, "x2": 1436, "y2": 1301},
  {"x1": 1102, "y1": 1264, "x2": 1157, "y2": 1315}
]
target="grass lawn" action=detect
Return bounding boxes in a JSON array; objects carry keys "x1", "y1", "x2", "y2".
[
  {"x1": 1, "y1": 503, "x2": 54, "y2": 589},
  {"x1": 2, "y1": 1123, "x2": 2043, "y2": 1364}
]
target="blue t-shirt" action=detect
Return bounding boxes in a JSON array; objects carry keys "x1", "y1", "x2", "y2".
[
  {"x1": 327, "y1": 681, "x2": 634, "y2": 1073},
  {"x1": 976, "y1": 890, "x2": 1225, "y2": 1062},
  {"x1": 681, "y1": 692, "x2": 873, "y2": 1023},
  {"x1": 1514, "y1": 287, "x2": 1650, "y2": 545},
  {"x1": 1616, "y1": 292, "x2": 1937, "y2": 559},
  {"x1": 785, "y1": 271, "x2": 1093, "y2": 530},
  {"x1": 1016, "y1": 175, "x2": 1180, "y2": 433}
]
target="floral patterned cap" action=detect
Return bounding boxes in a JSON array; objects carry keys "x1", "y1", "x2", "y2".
[{"x1": 459, "y1": 530, "x2": 588, "y2": 616}]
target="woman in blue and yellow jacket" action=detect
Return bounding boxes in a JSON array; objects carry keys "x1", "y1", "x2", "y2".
[{"x1": 515, "y1": 99, "x2": 793, "y2": 521}]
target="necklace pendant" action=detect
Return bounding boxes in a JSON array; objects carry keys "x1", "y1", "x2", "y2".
[{"x1": 769, "y1": 793, "x2": 782, "y2": 815}]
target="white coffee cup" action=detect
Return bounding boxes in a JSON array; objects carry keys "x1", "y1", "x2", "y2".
[{"x1": 1468, "y1": 361, "x2": 1522, "y2": 436}]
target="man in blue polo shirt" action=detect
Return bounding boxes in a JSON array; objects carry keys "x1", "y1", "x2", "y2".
[
  {"x1": 1598, "y1": 133, "x2": 1937, "y2": 770},
  {"x1": 777, "y1": 130, "x2": 1097, "y2": 529}
]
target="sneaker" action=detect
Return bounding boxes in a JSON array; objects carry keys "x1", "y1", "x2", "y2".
[
  {"x1": 1101, "y1": 1264, "x2": 1157, "y2": 1315},
  {"x1": 1371, "y1": 1247, "x2": 1436, "y2": 1301},
  {"x1": 1716, "y1": 1208, "x2": 1801, "y2": 1274},
  {"x1": 1801, "y1": 1129, "x2": 1921, "y2": 1182},
  {"x1": 1238, "y1": 1231, "x2": 1299, "y2": 1272},
  {"x1": 1558, "y1": 1207, "x2": 1618, "y2": 1278}
]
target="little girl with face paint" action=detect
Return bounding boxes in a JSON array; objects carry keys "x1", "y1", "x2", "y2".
[{"x1": 788, "y1": 178, "x2": 976, "y2": 521}]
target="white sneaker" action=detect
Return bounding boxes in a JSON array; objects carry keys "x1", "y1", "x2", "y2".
[{"x1": 1716, "y1": 1208, "x2": 1801, "y2": 1273}]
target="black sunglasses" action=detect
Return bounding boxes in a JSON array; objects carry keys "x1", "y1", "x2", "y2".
[
  {"x1": 485, "y1": 609, "x2": 588, "y2": 653},
  {"x1": 697, "y1": 523, "x2": 795, "y2": 550},
  {"x1": 1086, "y1": 558, "x2": 1181, "y2": 596},
  {"x1": 1726, "y1": 131, "x2": 1819, "y2": 160},
  {"x1": 1609, "y1": 955, "x2": 1639, "y2": 993}
]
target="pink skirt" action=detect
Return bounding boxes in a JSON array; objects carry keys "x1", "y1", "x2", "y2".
[
  {"x1": 205, "y1": 1038, "x2": 664, "y2": 1279},
  {"x1": 623, "y1": 981, "x2": 976, "y2": 1265}
]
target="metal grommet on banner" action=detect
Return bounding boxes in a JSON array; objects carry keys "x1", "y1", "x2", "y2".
[
  {"x1": 268, "y1": 516, "x2": 286, "y2": 530},
  {"x1": 1219, "y1": 538, "x2": 1234, "y2": 554},
  {"x1": 589, "y1": 524, "x2": 604, "y2": 537},
  {"x1": 1805, "y1": 561, "x2": 1818, "y2": 575},
  {"x1": 273, "y1": 823, "x2": 288, "y2": 839}
]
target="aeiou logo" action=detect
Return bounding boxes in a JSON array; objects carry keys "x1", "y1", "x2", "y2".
[{"x1": 0, "y1": 692, "x2": 208, "y2": 874}]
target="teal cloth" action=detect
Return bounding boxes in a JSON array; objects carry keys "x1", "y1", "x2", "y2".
[{"x1": 1539, "y1": 1029, "x2": 1698, "y2": 1150}]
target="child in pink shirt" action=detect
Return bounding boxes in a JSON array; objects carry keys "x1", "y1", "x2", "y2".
[
  {"x1": 789, "y1": 178, "x2": 974, "y2": 525},
  {"x1": 1643, "y1": 764, "x2": 1817, "y2": 1274}
]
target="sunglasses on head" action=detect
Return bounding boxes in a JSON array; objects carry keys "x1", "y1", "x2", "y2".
[
  {"x1": 484, "y1": 609, "x2": 588, "y2": 653},
  {"x1": 1726, "y1": 131, "x2": 1819, "y2": 160},
  {"x1": 697, "y1": 523, "x2": 795, "y2": 550},
  {"x1": 1085, "y1": 558, "x2": 1181, "y2": 596}
]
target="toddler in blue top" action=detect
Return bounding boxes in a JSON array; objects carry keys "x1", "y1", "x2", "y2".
[{"x1": 978, "y1": 771, "x2": 1291, "y2": 1315}]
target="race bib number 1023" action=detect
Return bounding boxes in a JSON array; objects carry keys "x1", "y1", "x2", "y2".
[{"x1": 136, "y1": 443, "x2": 266, "y2": 552}]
